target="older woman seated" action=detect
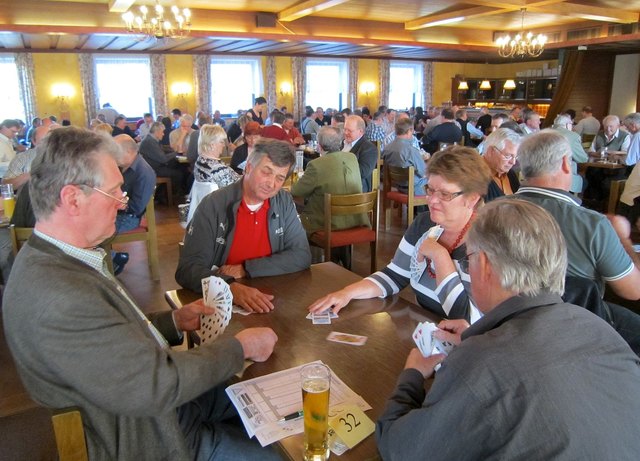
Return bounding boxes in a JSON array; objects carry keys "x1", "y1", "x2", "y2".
[
  {"x1": 309, "y1": 147, "x2": 492, "y2": 322},
  {"x1": 187, "y1": 125, "x2": 240, "y2": 223}
]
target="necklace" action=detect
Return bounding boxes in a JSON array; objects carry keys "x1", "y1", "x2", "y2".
[{"x1": 426, "y1": 213, "x2": 475, "y2": 278}]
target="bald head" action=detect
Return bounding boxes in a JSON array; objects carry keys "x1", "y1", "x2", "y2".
[{"x1": 113, "y1": 134, "x2": 138, "y2": 171}]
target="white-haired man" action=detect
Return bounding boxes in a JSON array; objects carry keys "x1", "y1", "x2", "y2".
[
  {"x1": 622, "y1": 112, "x2": 640, "y2": 167},
  {"x1": 589, "y1": 114, "x2": 630, "y2": 154},
  {"x1": 514, "y1": 130, "x2": 640, "y2": 352},
  {"x1": 376, "y1": 199, "x2": 640, "y2": 459},
  {"x1": 551, "y1": 113, "x2": 588, "y2": 193},
  {"x1": 482, "y1": 128, "x2": 522, "y2": 201}
]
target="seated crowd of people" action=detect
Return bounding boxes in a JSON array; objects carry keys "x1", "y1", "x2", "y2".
[{"x1": 2, "y1": 95, "x2": 640, "y2": 459}]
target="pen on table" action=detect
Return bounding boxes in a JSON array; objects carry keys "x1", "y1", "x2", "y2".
[{"x1": 278, "y1": 410, "x2": 303, "y2": 422}]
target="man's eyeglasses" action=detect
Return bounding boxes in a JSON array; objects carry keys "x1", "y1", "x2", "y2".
[
  {"x1": 493, "y1": 146, "x2": 517, "y2": 162},
  {"x1": 458, "y1": 251, "x2": 478, "y2": 273},
  {"x1": 79, "y1": 185, "x2": 129, "y2": 208},
  {"x1": 426, "y1": 186, "x2": 464, "y2": 202}
]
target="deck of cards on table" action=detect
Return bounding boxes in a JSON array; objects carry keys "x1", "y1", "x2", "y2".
[
  {"x1": 198, "y1": 276, "x2": 233, "y2": 344},
  {"x1": 413, "y1": 322, "x2": 455, "y2": 357}
]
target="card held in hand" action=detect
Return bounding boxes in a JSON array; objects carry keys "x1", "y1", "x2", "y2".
[{"x1": 197, "y1": 276, "x2": 233, "y2": 344}]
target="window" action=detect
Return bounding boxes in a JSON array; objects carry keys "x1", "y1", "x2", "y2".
[
  {"x1": 306, "y1": 59, "x2": 348, "y2": 110},
  {"x1": 210, "y1": 57, "x2": 263, "y2": 115},
  {"x1": 389, "y1": 61, "x2": 424, "y2": 110},
  {"x1": 0, "y1": 55, "x2": 25, "y2": 121},
  {"x1": 95, "y1": 55, "x2": 153, "y2": 118}
]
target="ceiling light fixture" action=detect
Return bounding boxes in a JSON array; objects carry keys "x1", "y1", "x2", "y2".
[
  {"x1": 504, "y1": 79, "x2": 517, "y2": 90},
  {"x1": 495, "y1": 8, "x2": 547, "y2": 58},
  {"x1": 122, "y1": 1, "x2": 191, "y2": 40},
  {"x1": 480, "y1": 80, "x2": 492, "y2": 90},
  {"x1": 458, "y1": 80, "x2": 469, "y2": 90}
]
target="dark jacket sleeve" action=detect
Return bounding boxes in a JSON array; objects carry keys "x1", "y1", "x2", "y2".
[
  {"x1": 354, "y1": 139, "x2": 378, "y2": 192},
  {"x1": 244, "y1": 192, "x2": 311, "y2": 277},
  {"x1": 175, "y1": 197, "x2": 225, "y2": 292}
]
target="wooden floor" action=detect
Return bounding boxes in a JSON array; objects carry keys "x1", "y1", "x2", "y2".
[{"x1": 0, "y1": 199, "x2": 407, "y2": 461}]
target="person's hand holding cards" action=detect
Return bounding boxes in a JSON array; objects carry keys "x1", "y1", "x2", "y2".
[
  {"x1": 434, "y1": 318, "x2": 469, "y2": 347},
  {"x1": 307, "y1": 288, "x2": 352, "y2": 315},
  {"x1": 404, "y1": 348, "x2": 445, "y2": 378}
]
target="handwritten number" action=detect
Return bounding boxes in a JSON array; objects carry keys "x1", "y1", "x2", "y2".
[{"x1": 339, "y1": 413, "x2": 361, "y2": 433}]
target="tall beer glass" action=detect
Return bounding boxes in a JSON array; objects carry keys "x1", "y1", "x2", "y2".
[{"x1": 301, "y1": 363, "x2": 331, "y2": 461}]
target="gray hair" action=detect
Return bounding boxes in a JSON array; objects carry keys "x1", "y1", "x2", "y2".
[
  {"x1": 602, "y1": 114, "x2": 620, "y2": 126},
  {"x1": 518, "y1": 130, "x2": 571, "y2": 179},
  {"x1": 317, "y1": 126, "x2": 343, "y2": 152},
  {"x1": 112, "y1": 134, "x2": 138, "y2": 165},
  {"x1": 30, "y1": 127, "x2": 120, "y2": 220},
  {"x1": 484, "y1": 127, "x2": 522, "y2": 152},
  {"x1": 248, "y1": 138, "x2": 295, "y2": 177},
  {"x1": 623, "y1": 113, "x2": 640, "y2": 127},
  {"x1": 149, "y1": 121, "x2": 164, "y2": 135},
  {"x1": 198, "y1": 124, "x2": 226, "y2": 156},
  {"x1": 552, "y1": 114, "x2": 572, "y2": 128},
  {"x1": 467, "y1": 199, "x2": 567, "y2": 296}
]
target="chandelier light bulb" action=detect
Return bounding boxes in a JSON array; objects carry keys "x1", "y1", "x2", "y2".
[{"x1": 122, "y1": 1, "x2": 192, "y2": 40}]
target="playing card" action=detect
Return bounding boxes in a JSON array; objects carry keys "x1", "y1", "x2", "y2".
[
  {"x1": 306, "y1": 311, "x2": 338, "y2": 320},
  {"x1": 410, "y1": 225, "x2": 444, "y2": 283},
  {"x1": 312, "y1": 312, "x2": 331, "y2": 324},
  {"x1": 197, "y1": 276, "x2": 233, "y2": 344},
  {"x1": 413, "y1": 321, "x2": 456, "y2": 357},
  {"x1": 326, "y1": 331, "x2": 368, "y2": 346}
]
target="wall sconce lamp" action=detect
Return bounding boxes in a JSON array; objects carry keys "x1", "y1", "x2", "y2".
[
  {"x1": 504, "y1": 79, "x2": 516, "y2": 90},
  {"x1": 279, "y1": 82, "x2": 291, "y2": 96},
  {"x1": 360, "y1": 82, "x2": 375, "y2": 96},
  {"x1": 458, "y1": 80, "x2": 469, "y2": 90},
  {"x1": 52, "y1": 83, "x2": 74, "y2": 102},
  {"x1": 171, "y1": 82, "x2": 192, "y2": 99}
]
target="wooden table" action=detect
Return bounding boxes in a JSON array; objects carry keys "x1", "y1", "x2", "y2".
[{"x1": 166, "y1": 262, "x2": 438, "y2": 461}]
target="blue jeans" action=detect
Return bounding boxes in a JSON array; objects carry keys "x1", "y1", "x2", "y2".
[
  {"x1": 177, "y1": 383, "x2": 283, "y2": 461},
  {"x1": 116, "y1": 214, "x2": 141, "y2": 233}
]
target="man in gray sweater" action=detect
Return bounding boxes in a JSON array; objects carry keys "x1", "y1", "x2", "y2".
[{"x1": 3, "y1": 127, "x2": 281, "y2": 460}]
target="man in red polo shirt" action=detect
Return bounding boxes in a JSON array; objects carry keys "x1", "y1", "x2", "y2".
[{"x1": 176, "y1": 139, "x2": 311, "y2": 312}]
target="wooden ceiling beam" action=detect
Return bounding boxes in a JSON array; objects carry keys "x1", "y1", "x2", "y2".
[
  {"x1": 405, "y1": 6, "x2": 509, "y2": 30},
  {"x1": 278, "y1": 0, "x2": 352, "y2": 22},
  {"x1": 527, "y1": 4, "x2": 638, "y2": 24},
  {"x1": 108, "y1": 0, "x2": 136, "y2": 14}
]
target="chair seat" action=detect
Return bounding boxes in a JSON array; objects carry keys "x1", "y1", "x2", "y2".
[
  {"x1": 311, "y1": 226, "x2": 375, "y2": 248},
  {"x1": 386, "y1": 190, "x2": 427, "y2": 204}
]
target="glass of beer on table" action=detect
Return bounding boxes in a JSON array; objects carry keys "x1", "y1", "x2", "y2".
[
  {"x1": 1, "y1": 184, "x2": 15, "y2": 219},
  {"x1": 301, "y1": 363, "x2": 331, "y2": 461}
]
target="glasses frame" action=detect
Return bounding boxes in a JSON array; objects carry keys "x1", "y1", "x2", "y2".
[
  {"x1": 426, "y1": 186, "x2": 464, "y2": 202},
  {"x1": 493, "y1": 145, "x2": 517, "y2": 162},
  {"x1": 458, "y1": 251, "x2": 478, "y2": 273},
  {"x1": 77, "y1": 184, "x2": 129, "y2": 208}
]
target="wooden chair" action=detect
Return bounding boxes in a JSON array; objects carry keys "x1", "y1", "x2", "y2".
[
  {"x1": 383, "y1": 164, "x2": 428, "y2": 230},
  {"x1": 155, "y1": 177, "x2": 173, "y2": 206},
  {"x1": 581, "y1": 133, "x2": 596, "y2": 149},
  {"x1": 309, "y1": 191, "x2": 379, "y2": 273},
  {"x1": 608, "y1": 179, "x2": 627, "y2": 214},
  {"x1": 9, "y1": 225, "x2": 33, "y2": 256},
  {"x1": 165, "y1": 289, "x2": 199, "y2": 349},
  {"x1": 104, "y1": 194, "x2": 160, "y2": 280},
  {"x1": 51, "y1": 408, "x2": 88, "y2": 461},
  {"x1": 219, "y1": 156, "x2": 232, "y2": 166}
]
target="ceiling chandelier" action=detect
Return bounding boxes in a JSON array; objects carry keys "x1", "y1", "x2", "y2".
[
  {"x1": 122, "y1": 1, "x2": 192, "y2": 40},
  {"x1": 496, "y1": 8, "x2": 547, "y2": 58}
]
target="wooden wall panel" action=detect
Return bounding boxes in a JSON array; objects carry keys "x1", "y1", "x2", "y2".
[{"x1": 562, "y1": 51, "x2": 615, "y2": 120}]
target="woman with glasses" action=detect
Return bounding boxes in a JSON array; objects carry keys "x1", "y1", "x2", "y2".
[
  {"x1": 186, "y1": 125, "x2": 240, "y2": 224},
  {"x1": 308, "y1": 147, "x2": 492, "y2": 322}
]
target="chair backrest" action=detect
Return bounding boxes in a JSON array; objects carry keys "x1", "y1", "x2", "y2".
[
  {"x1": 323, "y1": 190, "x2": 378, "y2": 246},
  {"x1": 219, "y1": 156, "x2": 232, "y2": 166},
  {"x1": 51, "y1": 408, "x2": 88, "y2": 461},
  {"x1": 581, "y1": 133, "x2": 596, "y2": 144},
  {"x1": 9, "y1": 225, "x2": 33, "y2": 256},
  {"x1": 608, "y1": 179, "x2": 626, "y2": 214},
  {"x1": 385, "y1": 164, "x2": 416, "y2": 197},
  {"x1": 187, "y1": 181, "x2": 219, "y2": 224}
]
